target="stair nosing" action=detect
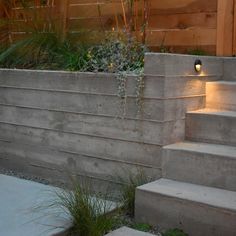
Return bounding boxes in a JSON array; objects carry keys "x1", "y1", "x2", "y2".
[
  {"x1": 164, "y1": 141, "x2": 236, "y2": 159},
  {"x1": 187, "y1": 109, "x2": 236, "y2": 118},
  {"x1": 207, "y1": 81, "x2": 236, "y2": 85}
]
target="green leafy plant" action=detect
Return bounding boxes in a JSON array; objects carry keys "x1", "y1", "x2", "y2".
[
  {"x1": 132, "y1": 223, "x2": 152, "y2": 232},
  {"x1": 162, "y1": 228, "x2": 188, "y2": 236},
  {"x1": 110, "y1": 212, "x2": 153, "y2": 233},
  {"x1": 188, "y1": 48, "x2": 207, "y2": 56},
  {"x1": 68, "y1": 32, "x2": 146, "y2": 74}
]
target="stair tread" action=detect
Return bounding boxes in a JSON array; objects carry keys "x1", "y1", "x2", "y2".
[
  {"x1": 164, "y1": 141, "x2": 236, "y2": 159},
  {"x1": 187, "y1": 108, "x2": 236, "y2": 117},
  {"x1": 138, "y1": 178, "x2": 236, "y2": 211}
]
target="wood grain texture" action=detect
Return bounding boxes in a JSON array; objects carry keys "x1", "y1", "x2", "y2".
[
  {"x1": 67, "y1": 0, "x2": 218, "y2": 53},
  {"x1": 4, "y1": 0, "x2": 233, "y2": 55},
  {"x1": 0, "y1": 3, "x2": 9, "y2": 46},
  {"x1": 233, "y1": 0, "x2": 236, "y2": 56},
  {"x1": 216, "y1": 0, "x2": 234, "y2": 56}
]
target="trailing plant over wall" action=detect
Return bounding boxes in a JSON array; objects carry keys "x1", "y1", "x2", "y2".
[
  {"x1": 82, "y1": 33, "x2": 146, "y2": 116},
  {"x1": 0, "y1": 30, "x2": 147, "y2": 116}
]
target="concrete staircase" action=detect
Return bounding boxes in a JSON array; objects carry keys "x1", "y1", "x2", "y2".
[{"x1": 135, "y1": 80, "x2": 236, "y2": 235}]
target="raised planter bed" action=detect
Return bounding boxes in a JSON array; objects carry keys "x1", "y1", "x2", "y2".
[{"x1": 0, "y1": 53, "x2": 227, "y2": 188}]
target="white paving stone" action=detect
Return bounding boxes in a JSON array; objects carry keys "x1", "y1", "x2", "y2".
[
  {"x1": 105, "y1": 227, "x2": 155, "y2": 236},
  {"x1": 0, "y1": 174, "x2": 71, "y2": 236}
]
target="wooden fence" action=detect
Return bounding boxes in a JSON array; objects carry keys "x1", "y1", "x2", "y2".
[
  {"x1": 0, "y1": 0, "x2": 236, "y2": 56},
  {"x1": 0, "y1": 3, "x2": 8, "y2": 47}
]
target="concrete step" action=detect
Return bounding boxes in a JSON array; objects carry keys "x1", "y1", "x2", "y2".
[
  {"x1": 206, "y1": 81, "x2": 236, "y2": 111},
  {"x1": 186, "y1": 109, "x2": 236, "y2": 146},
  {"x1": 105, "y1": 227, "x2": 155, "y2": 236},
  {"x1": 163, "y1": 141, "x2": 236, "y2": 191},
  {"x1": 135, "y1": 178, "x2": 236, "y2": 236}
]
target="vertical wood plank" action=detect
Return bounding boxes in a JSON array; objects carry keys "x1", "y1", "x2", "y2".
[
  {"x1": 56, "y1": 0, "x2": 69, "y2": 40},
  {"x1": 0, "y1": 4, "x2": 4, "y2": 18},
  {"x1": 233, "y1": 0, "x2": 236, "y2": 55},
  {"x1": 216, "y1": 0, "x2": 234, "y2": 56},
  {"x1": 0, "y1": 1, "x2": 10, "y2": 45},
  {"x1": 34, "y1": 0, "x2": 40, "y2": 6}
]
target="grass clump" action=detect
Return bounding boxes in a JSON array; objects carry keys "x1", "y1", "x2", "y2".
[
  {"x1": 111, "y1": 213, "x2": 153, "y2": 233},
  {"x1": 131, "y1": 222, "x2": 152, "y2": 232},
  {"x1": 119, "y1": 170, "x2": 150, "y2": 217},
  {"x1": 46, "y1": 182, "x2": 117, "y2": 236},
  {"x1": 188, "y1": 48, "x2": 207, "y2": 56},
  {"x1": 0, "y1": 32, "x2": 61, "y2": 69}
]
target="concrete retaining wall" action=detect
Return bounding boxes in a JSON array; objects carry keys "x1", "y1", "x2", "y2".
[{"x1": 0, "y1": 53, "x2": 224, "y2": 188}]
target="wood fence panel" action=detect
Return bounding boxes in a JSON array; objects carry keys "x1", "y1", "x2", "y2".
[
  {"x1": 56, "y1": 0, "x2": 70, "y2": 39},
  {"x1": 0, "y1": 3, "x2": 9, "y2": 46},
  {"x1": 233, "y1": 0, "x2": 236, "y2": 55},
  {"x1": 66, "y1": 0, "x2": 217, "y2": 54},
  {"x1": 2, "y1": 0, "x2": 231, "y2": 55},
  {"x1": 216, "y1": 0, "x2": 234, "y2": 56}
]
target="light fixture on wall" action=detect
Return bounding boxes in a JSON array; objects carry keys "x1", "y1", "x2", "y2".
[{"x1": 194, "y1": 59, "x2": 202, "y2": 73}]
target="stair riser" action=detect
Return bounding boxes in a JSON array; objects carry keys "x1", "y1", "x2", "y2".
[
  {"x1": 206, "y1": 83, "x2": 236, "y2": 111},
  {"x1": 223, "y1": 59, "x2": 236, "y2": 82},
  {"x1": 135, "y1": 190, "x2": 236, "y2": 236},
  {"x1": 163, "y1": 149, "x2": 236, "y2": 191},
  {"x1": 186, "y1": 113, "x2": 236, "y2": 145}
]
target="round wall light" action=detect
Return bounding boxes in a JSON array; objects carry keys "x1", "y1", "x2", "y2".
[{"x1": 194, "y1": 59, "x2": 202, "y2": 73}]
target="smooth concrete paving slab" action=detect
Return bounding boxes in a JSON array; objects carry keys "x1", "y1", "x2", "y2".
[
  {"x1": 105, "y1": 227, "x2": 155, "y2": 236},
  {"x1": 0, "y1": 174, "x2": 71, "y2": 236}
]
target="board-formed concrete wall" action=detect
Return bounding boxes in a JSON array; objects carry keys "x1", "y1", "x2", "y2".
[{"x1": 0, "y1": 53, "x2": 224, "y2": 188}]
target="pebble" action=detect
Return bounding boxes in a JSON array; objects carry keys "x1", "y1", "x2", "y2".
[{"x1": 0, "y1": 168, "x2": 50, "y2": 185}]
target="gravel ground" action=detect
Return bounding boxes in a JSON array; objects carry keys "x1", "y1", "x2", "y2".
[{"x1": 0, "y1": 168, "x2": 50, "y2": 185}]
